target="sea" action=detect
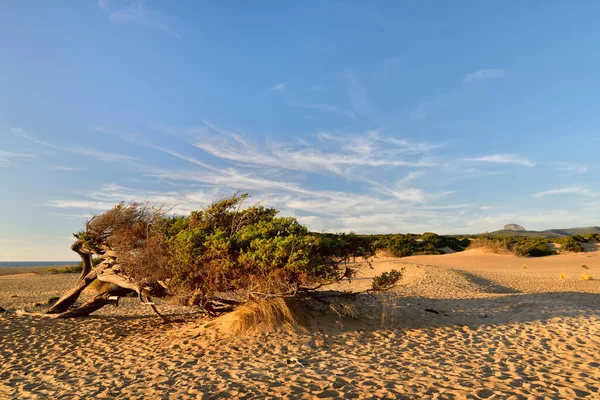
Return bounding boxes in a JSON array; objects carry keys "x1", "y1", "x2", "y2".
[{"x1": 0, "y1": 261, "x2": 78, "y2": 268}]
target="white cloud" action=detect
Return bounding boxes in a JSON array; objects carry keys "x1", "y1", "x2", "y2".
[
  {"x1": 463, "y1": 69, "x2": 507, "y2": 83},
  {"x1": 466, "y1": 154, "x2": 535, "y2": 167},
  {"x1": 48, "y1": 200, "x2": 117, "y2": 210},
  {"x1": 296, "y1": 103, "x2": 357, "y2": 119},
  {"x1": 191, "y1": 122, "x2": 438, "y2": 181},
  {"x1": 534, "y1": 186, "x2": 597, "y2": 198},
  {"x1": 13, "y1": 128, "x2": 137, "y2": 164},
  {"x1": 0, "y1": 150, "x2": 35, "y2": 166},
  {"x1": 50, "y1": 166, "x2": 88, "y2": 172},
  {"x1": 100, "y1": 0, "x2": 180, "y2": 39},
  {"x1": 271, "y1": 83, "x2": 285, "y2": 91},
  {"x1": 51, "y1": 123, "x2": 578, "y2": 237},
  {"x1": 555, "y1": 163, "x2": 588, "y2": 174}
]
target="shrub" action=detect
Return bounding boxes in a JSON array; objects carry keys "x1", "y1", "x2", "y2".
[
  {"x1": 580, "y1": 274, "x2": 592, "y2": 281},
  {"x1": 371, "y1": 269, "x2": 404, "y2": 291},
  {"x1": 469, "y1": 236, "x2": 556, "y2": 257},
  {"x1": 47, "y1": 265, "x2": 83, "y2": 274},
  {"x1": 559, "y1": 272, "x2": 567, "y2": 280},
  {"x1": 74, "y1": 194, "x2": 375, "y2": 308},
  {"x1": 557, "y1": 237, "x2": 584, "y2": 253}
]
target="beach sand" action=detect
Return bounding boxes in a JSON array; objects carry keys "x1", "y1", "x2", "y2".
[{"x1": 1, "y1": 249, "x2": 599, "y2": 398}]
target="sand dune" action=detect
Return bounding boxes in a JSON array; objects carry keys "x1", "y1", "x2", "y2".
[{"x1": 1, "y1": 250, "x2": 600, "y2": 398}]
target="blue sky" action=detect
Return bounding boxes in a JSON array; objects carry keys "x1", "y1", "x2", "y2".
[{"x1": 1, "y1": 1, "x2": 599, "y2": 261}]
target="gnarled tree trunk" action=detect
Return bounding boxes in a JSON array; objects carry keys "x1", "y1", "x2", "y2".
[
  {"x1": 48, "y1": 239, "x2": 171, "y2": 321},
  {"x1": 47, "y1": 242, "x2": 109, "y2": 314},
  {"x1": 56, "y1": 287, "x2": 134, "y2": 318}
]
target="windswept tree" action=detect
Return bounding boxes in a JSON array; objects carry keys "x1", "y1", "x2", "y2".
[{"x1": 48, "y1": 194, "x2": 402, "y2": 320}]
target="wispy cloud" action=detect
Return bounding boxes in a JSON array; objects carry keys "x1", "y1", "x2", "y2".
[
  {"x1": 343, "y1": 71, "x2": 372, "y2": 119},
  {"x1": 296, "y1": 103, "x2": 357, "y2": 119},
  {"x1": 0, "y1": 150, "x2": 35, "y2": 166},
  {"x1": 271, "y1": 83, "x2": 286, "y2": 91},
  {"x1": 534, "y1": 186, "x2": 597, "y2": 198},
  {"x1": 50, "y1": 166, "x2": 88, "y2": 172},
  {"x1": 191, "y1": 122, "x2": 438, "y2": 181},
  {"x1": 466, "y1": 154, "x2": 535, "y2": 167},
  {"x1": 99, "y1": 0, "x2": 181, "y2": 39},
  {"x1": 463, "y1": 69, "x2": 507, "y2": 83},
  {"x1": 13, "y1": 127, "x2": 137, "y2": 164},
  {"x1": 48, "y1": 200, "x2": 118, "y2": 211},
  {"x1": 408, "y1": 93, "x2": 454, "y2": 121},
  {"x1": 555, "y1": 163, "x2": 588, "y2": 175},
  {"x1": 52, "y1": 123, "x2": 559, "y2": 236}
]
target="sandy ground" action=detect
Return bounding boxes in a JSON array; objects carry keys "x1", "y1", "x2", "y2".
[
  {"x1": 0, "y1": 265, "x2": 61, "y2": 277},
  {"x1": 1, "y1": 249, "x2": 600, "y2": 399}
]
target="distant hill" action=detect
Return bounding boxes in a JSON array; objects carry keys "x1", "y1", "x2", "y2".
[
  {"x1": 503, "y1": 223, "x2": 526, "y2": 232},
  {"x1": 482, "y1": 226, "x2": 600, "y2": 238}
]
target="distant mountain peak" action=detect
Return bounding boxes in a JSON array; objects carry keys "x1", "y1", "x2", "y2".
[{"x1": 503, "y1": 223, "x2": 526, "y2": 231}]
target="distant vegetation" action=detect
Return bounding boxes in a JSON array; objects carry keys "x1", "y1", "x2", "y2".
[
  {"x1": 486, "y1": 227, "x2": 600, "y2": 238},
  {"x1": 47, "y1": 257, "x2": 104, "y2": 274},
  {"x1": 370, "y1": 232, "x2": 469, "y2": 257},
  {"x1": 466, "y1": 233, "x2": 596, "y2": 257},
  {"x1": 468, "y1": 236, "x2": 556, "y2": 257},
  {"x1": 360, "y1": 230, "x2": 595, "y2": 259},
  {"x1": 47, "y1": 265, "x2": 82, "y2": 274}
]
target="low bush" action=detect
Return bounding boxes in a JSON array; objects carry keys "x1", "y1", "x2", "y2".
[
  {"x1": 556, "y1": 237, "x2": 584, "y2": 253},
  {"x1": 47, "y1": 265, "x2": 82, "y2": 274},
  {"x1": 74, "y1": 194, "x2": 378, "y2": 309},
  {"x1": 371, "y1": 233, "x2": 469, "y2": 258},
  {"x1": 372, "y1": 269, "x2": 404, "y2": 291},
  {"x1": 469, "y1": 236, "x2": 556, "y2": 257}
]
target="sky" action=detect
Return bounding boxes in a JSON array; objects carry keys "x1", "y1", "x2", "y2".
[{"x1": 1, "y1": 1, "x2": 600, "y2": 261}]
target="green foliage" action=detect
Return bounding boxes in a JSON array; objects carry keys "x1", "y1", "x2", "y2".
[
  {"x1": 469, "y1": 233, "x2": 589, "y2": 256},
  {"x1": 556, "y1": 237, "x2": 584, "y2": 252},
  {"x1": 371, "y1": 269, "x2": 404, "y2": 291},
  {"x1": 167, "y1": 196, "x2": 365, "y2": 304},
  {"x1": 583, "y1": 233, "x2": 600, "y2": 241},
  {"x1": 473, "y1": 236, "x2": 557, "y2": 257},
  {"x1": 371, "y1": 233, "x2": 469, "y2": 257},
  {"x1": 47, "y1": 265, "x2": 83, "y2": 274},
  {"x1": 80, "y1": 194, "x2": 374, "y2": 307}
]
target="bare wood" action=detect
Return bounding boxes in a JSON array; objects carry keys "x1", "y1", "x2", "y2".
[
  {"x1": 47, "y1": 263, "x2": 109, "y2": 314},
  {"x1": 71, "y1": 240, "x2": 94, "y2": 285},
  {"x1": 96, "y1": 265, "x2": 140, "y2": 292},
  {"x1": 143, "y1": 295, "x2": 170, "y2": 323},
  {"x1": 56, "y1": 287, "x2": 134, "y2": 318}
]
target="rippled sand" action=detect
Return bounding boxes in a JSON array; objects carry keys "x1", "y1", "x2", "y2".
[{"x1": 1, "y1": 249, "x2": 599, "y2": 398}]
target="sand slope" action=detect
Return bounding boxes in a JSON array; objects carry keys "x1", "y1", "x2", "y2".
[{"x1": 1, "y1": 250, "x2": 600, "y2": 398}]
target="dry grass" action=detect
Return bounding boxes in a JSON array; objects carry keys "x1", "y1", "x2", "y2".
[
  {"x1": 468, "y1": 238, "x2": 512, "y2": 255},
  {"x1": 559, "y1": 272, "x2": 567, "y2": 280},
  {"x1": 580, "y1": 274, "x2": 593, "y2": 281},
  {"x1": 521, "y1": 265, "x2": 527, "y2": 269},
  {"x1": 329, "y1": 301, "x2": 359, "y2": 319},
  {"x1": 213, "y1": 298, "x2": 305, "y2": 336}
]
